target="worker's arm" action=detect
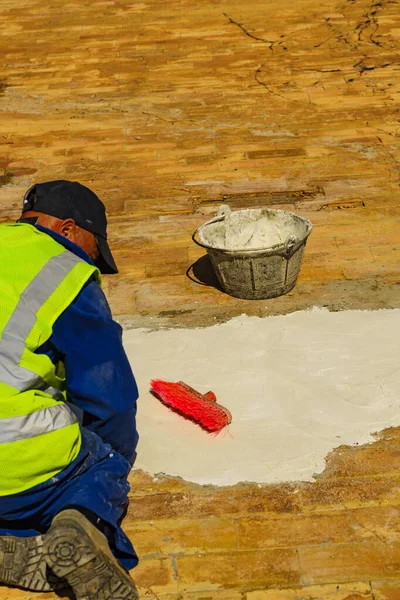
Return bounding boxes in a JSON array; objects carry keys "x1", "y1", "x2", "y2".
[{"x1": 46, "y1": 278, "x2": 139, "y2": 464}]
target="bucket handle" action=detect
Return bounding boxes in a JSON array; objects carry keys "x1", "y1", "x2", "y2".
[
  {"x1": 194, "y1": 224, "x2": 299, "y2": 254},
  {"x1": 284, "y1": 234, "x2": 297, "y2": 250},
  {"x1": 192, "y1": 228, "x2": 205, "y2": 247}
]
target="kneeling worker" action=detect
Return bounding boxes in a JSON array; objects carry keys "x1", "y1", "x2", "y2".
[{"x1": 0, "y1": 181, "x2": 139, "y2": 599}]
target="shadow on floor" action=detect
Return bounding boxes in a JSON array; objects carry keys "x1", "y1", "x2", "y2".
[
  {"x1": 186, "y1": 254, "x2": 224, "y2": 292},
  {"x1": 55, "y1": 589, "x2": 74, "y2": 599}
]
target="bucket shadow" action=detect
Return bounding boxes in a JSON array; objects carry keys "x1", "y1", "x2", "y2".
[
  {"x1": 54, "y1": 588, "x2": 74, "y2": 599},
  {"x1": 186, "y1": 254, "x2": 224, "y2": 292}
]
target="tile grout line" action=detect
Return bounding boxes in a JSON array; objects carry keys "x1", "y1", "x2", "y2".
[{"x1": 296, "y1": 546, "x2": 305, "y2": 586}]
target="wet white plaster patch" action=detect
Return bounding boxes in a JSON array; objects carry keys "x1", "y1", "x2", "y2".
[{"x1": 124, "y1": 308, "x2": 400, "y2": 486}]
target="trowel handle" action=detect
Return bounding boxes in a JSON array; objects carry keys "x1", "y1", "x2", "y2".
[{"x1": 217, "y1": 204, "x2": 231, "y2": 217}]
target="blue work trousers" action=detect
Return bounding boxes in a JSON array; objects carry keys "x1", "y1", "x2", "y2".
[{"x1": 0, "y1": 429, "x2": 138, "y2": 571}]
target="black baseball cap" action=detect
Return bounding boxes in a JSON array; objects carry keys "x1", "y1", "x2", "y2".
[{"x1": 21, "y1": 180, "x2": 118, "y2": 274}]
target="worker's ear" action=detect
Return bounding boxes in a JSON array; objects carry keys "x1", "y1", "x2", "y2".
[{"x1": 59, "y1": 218, "x2": 76, "y2": 241}]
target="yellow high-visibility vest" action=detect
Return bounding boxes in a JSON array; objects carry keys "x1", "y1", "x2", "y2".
[{"x1": 0, "y1": 223, "x2": 100, "y2": 495}]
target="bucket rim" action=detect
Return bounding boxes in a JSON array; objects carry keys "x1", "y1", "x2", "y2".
[{"x1": 192, "y1": 207, "x2": 313, "y2": 254}]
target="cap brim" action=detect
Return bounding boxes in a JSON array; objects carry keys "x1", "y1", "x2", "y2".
[{"x1": 95, "y1": 235, "x2": 118, "y2": 274}]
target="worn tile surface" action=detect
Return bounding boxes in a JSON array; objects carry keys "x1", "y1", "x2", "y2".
[
  {"x1": 1, "y1": 0, "x2": 400, "y2": 328},
  {"x1": 1, "y1": 0, "x2": 400, "y2": 597}
]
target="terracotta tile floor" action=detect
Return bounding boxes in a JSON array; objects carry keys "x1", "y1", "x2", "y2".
[{"x1": 1, "y1": 0, "x2": 400, "y2": 597}]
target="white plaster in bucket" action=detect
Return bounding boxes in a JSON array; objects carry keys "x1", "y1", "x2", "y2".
[{"x1": 124, "y1": 308, "x2": 400, "y2": 486}]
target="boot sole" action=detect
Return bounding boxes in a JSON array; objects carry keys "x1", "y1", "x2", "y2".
[
  {"x1": 0, "y1": 535, "x2": 66, "y2": 591},
  {"x1": 43, "y1": 510, "x2": 138, "y2": 600}
]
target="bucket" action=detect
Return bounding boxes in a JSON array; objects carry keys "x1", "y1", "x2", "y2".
[{"x1": 192, "y1": 205, "x2": 312, "y2": 300}]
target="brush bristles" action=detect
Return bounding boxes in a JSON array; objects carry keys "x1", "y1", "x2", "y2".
[{"x1": 150, "y1": 379, "x2": 231, "y2": 433}]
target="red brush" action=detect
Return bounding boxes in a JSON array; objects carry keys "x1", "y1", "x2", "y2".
[{"x1": 150, "y1": 379, "x2": 232, "y2": 433}]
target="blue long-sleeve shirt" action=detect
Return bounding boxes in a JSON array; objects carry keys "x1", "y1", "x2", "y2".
[{"x1": 36, "y1": 225, "x2": 139, "y2": 463}]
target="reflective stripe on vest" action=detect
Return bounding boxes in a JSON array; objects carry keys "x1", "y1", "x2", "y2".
[
  {"x1": 0, "y1": 249, "x2": 84, "y2": 439},
  {"x1": 0, "y1": 403, "x2": 77, "y2": 444},
  {"x1": 0, "y1": 251, "x2": 82, "y2": 399}
]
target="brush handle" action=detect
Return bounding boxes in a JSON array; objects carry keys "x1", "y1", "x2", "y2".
[
  {"x1": 177, "y1": 381, "x2": 231, "y2": 423},
  {"x1": 178, "y1": 381, "x2": 206, "y2": 400},
  {"x1": 178, "y1": 382, "x2": 217, "y2": 403}
]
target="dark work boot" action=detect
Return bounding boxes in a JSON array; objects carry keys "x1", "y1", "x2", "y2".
[
  {"x1": 43, "y1": 509, "x2": 138, "y2": 600},
  {"x1": 0, "y1": 535, "x2": 66, "y2": 591}
]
